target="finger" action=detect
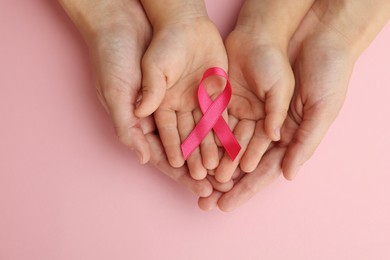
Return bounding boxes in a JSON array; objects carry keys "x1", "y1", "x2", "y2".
[
  {"x1": 228, "y1": 114, "x2": 239, "y2": 132},
  {"x1": 240, "y1": 120, "x2": 272, "y2": 173},
  {"x1": 232, "y1": 167, "x2": 242, "y2": 179},
  {"x1": 207, "y1": 147, "x2": 225, "y2": 176},
  {"x1": 217, "y1": 147, "x2": 285, "y2": 212},
  {"x1": 135, "y1": 54, "x2": 167, "y2": 118},
  {"x1": 206, "y1": 175, "x2": 234, "y2": 193},
  {"x1": 198, "y1": 191, "x2": 223, "y2": 211},
  {"x1": 264, "y1": 74, "x2": 294, "y2": 141},
  {"x1": 215, "y1": 119, "x2": 256, "y2": 183},
  {"x1": 193, "y1": 108, "x2": 219, "y2": 170},
  {"x1": 233, "y1": 170, "x2": 246, "y2": 182},
  {"x1": 282, "y1": 108, "x2": 336, "y2": 180},
  {"x1": 177, "y1": 111, "x2": 207, "y2": 180},
  {"x1": 139, "y1": 115, "x2": 156, "y2": 136},
  {"x1": 154, "y1": 109, "x2": 184, "y2": 168},
  {"x1": 102, "y1": 84, "x2": 150, "y2": 164},
  {"x1": 146, "y1": 133, "x2": 213, "y2": 197}
]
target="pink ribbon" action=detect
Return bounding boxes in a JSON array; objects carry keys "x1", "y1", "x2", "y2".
[{"x1": 181, "y1": 67, "x2": 241, "y2": 161}]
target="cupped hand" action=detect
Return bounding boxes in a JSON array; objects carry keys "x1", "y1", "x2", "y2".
[
  {"x1": 59, "y1": 0, "x2": 215, "y2": 198},
  {"x1": 137, "y1": 14, "x2": 228, "y2": 180},
  {"x1": 60, "y1": 0, "x2": 153, "y2": 163},
  {"x1": 211, "y1": 28, "x2": 295, "y2": 184},
  {"x1": 201, "y1": 0, "x2": 390, "y2": 211},
  {"x1": 201, "y1": 29, "x2": 354, "y2": 211}
]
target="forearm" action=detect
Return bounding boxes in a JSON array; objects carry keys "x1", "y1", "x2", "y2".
[
  {"x1": 58, "y1": 0, "x2": 139, "y2": 42},
  {"x1": 314, "y1": 0, "x2": 390, "y2": 58},
  {"x1": 140, "y1": 0, "x2": 208, "y2": 28},
  {"x1": 236, "y1": 0, "x2": 315, "y2": 47}
]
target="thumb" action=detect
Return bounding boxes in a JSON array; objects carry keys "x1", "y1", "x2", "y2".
[
  {"x1": 282, "y1": 105, "x2": 338, "y2": 180},
  {"x1": 100, "y1": 82, "x2": 151, "y2": 164},
  {"x1": 135, "y1": 54, "x2": 167, "y2": 118},
  {"x1": 89, "y1": 25, "x2": 152, "y2": 164},
  {"x1": 264, "y1": 71, "x2": 294, "y2": 141}
]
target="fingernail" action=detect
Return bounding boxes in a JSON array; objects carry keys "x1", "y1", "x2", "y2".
[
  {"x1": 136, "y1": 151, "x2": 144, "y2": 164},
  {"x1": 274, "y1": 127, "x2": 281, "y2": 141}
]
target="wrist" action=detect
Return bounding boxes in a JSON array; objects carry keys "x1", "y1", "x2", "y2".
[
  {"x1": 140, "y1": 0, "x2": 208, "y2": 29},
  {"x1": 58, "y1": 0, "x2": 141, "y2": 43},
  {"x1": 234, "y1": 0, "x2": 315, "y2": 49},
  {"x1": 315, "y1": 0, "x2": 390, "y2": 57}
]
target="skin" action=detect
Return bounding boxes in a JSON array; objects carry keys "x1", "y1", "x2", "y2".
[
  {"x1": 58, "y1": 0, "x2": 216, "y2": 197},
  {"x1": 138, "y1": 0, "x2": 307, "y2": 184},
  {"x1": 211, "y1": 0, "x2": 316, "y2": 183},
  {"x1": 137, "y1": 0, "x2": 230, "y2": 180},
  {"x1": 59, "y1": 0, "x2": 152, "y2": 164},
  {"x1": 200, "y1": 0, "x2": 390, "y2": 211},
  {"x1": 59, "y1": 0, "x2": 390, "y2": 211}
]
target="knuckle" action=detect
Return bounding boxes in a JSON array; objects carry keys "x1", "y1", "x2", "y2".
[
  {"x1": 141, "y1": 84, "x2": 159, "y2": 97},
  {"x1": 95, "y1": 84, "x2": 104, "y2": 100},
  {"x1": 114, "y1": 126, "x2": 132, "y2": 147}
]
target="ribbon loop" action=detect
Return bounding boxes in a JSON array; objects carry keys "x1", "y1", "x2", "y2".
[{"x1": 181, "y1": 67, "x2": 241, "y2": 161}]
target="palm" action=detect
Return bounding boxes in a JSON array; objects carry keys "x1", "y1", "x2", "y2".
[
  {"x1": 140, "y1": 17, "x2": 228, "y2": 180},
  {"x1": 280, "y1": 28, "x2": 353, "y2": 176},
  {"x1": 212, "y1": 30, "x2": 294, "y2": 183},
  {"x1": 73, "y1": 0, "x2": 214, "y2": 197},
  {"x1": 201, "y1": 5, "x2": 356, "y2": 211}
]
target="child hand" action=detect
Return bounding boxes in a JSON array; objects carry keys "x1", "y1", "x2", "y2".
[
  {"x1": 210, "y1": 30, "x2": 294, "y2": 184},
  {"x1": 211, "y1": 0, "x2": 318, "y2": 183},
  {"x1": 137, "y1": 1, "x2": 228, "y2": 180}
]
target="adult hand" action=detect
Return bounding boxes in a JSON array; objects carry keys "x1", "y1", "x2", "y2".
[
  {"x1": 211, "y1": 0, "x2": 315, "y2": 183},
  {"x1": 200, "y1": 0, "x2": 390, "y2": 211},
  {"x1": 59, "y1": 0, "x2": 214, "y2": 198},
  {"x1": 59, "y1": 0, "x2": 152, "y2": 164}
]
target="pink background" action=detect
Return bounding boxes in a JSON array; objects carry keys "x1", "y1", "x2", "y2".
[{"x1": 1, "y1": 0, "x2": 390, "y2": 259}]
